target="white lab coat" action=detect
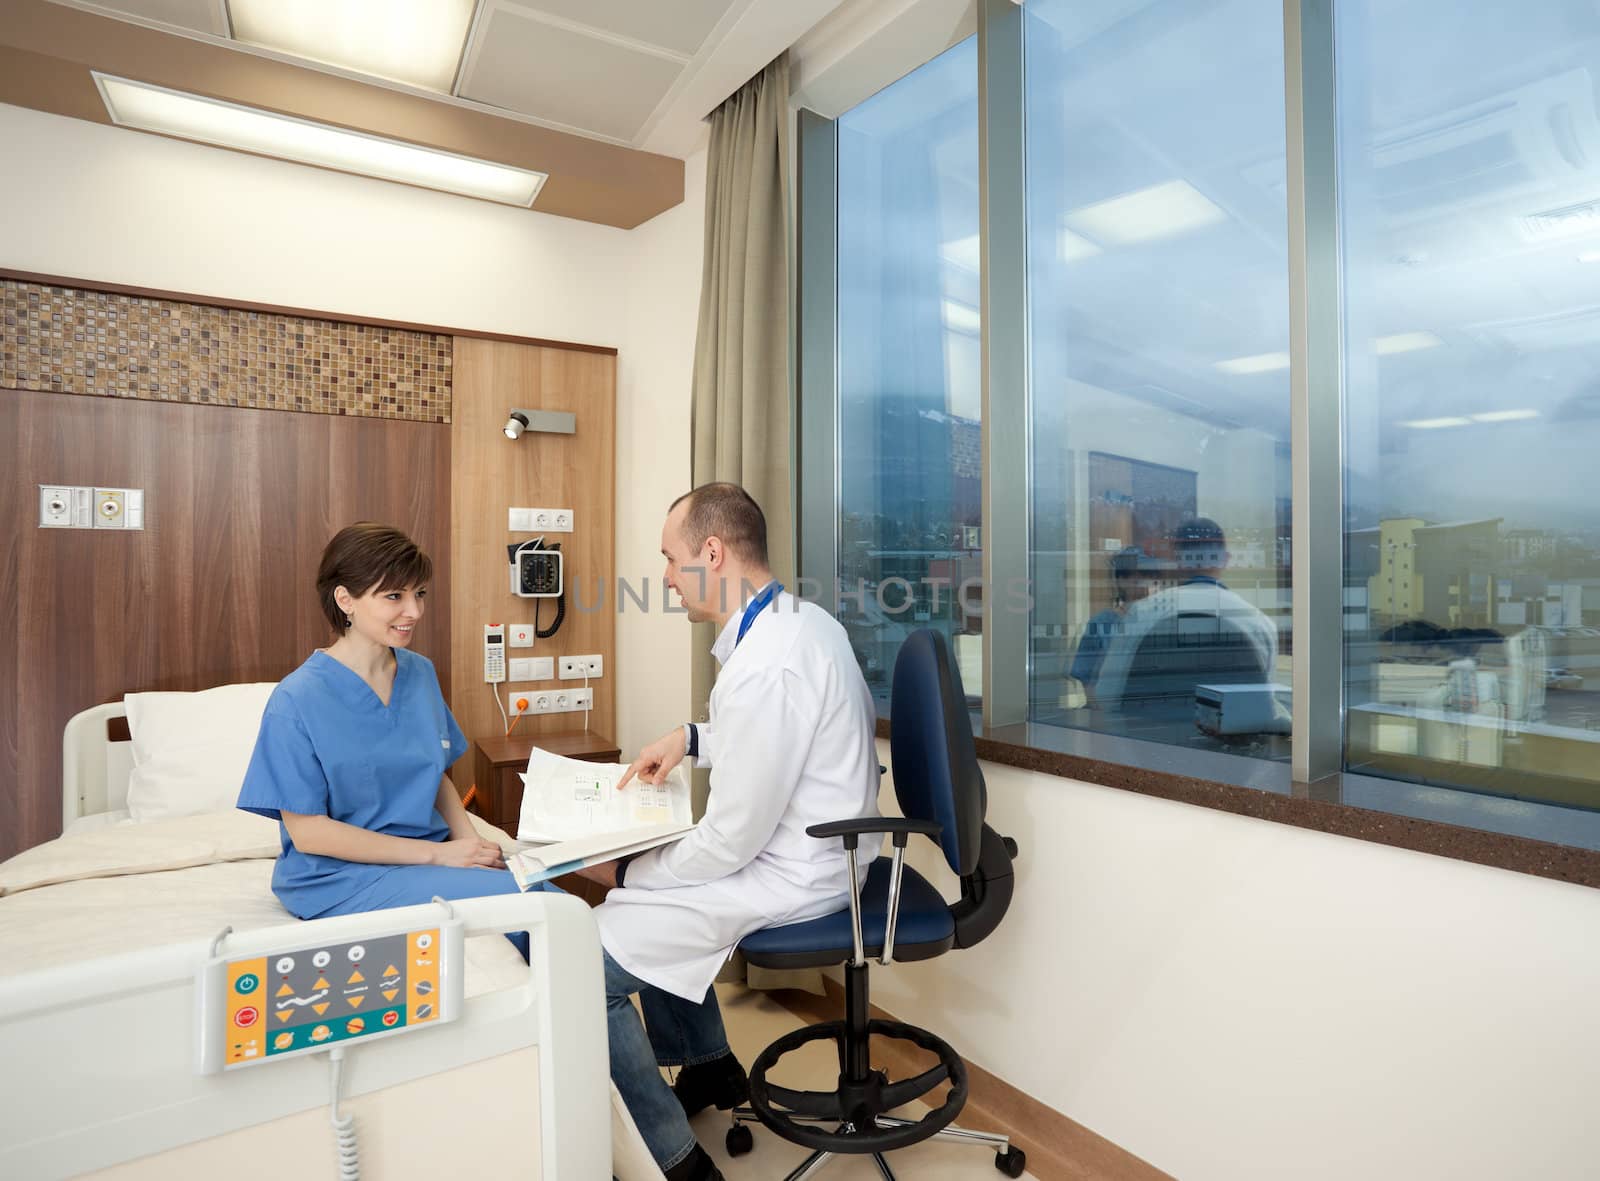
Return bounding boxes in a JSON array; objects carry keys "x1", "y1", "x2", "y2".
[{"x1": 595, "y1": 590, "x2": 882, "y2": 1000}]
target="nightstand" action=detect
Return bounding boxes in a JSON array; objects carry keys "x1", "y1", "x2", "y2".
[{"x1": 471, "y1": 731, "x2": 622, "y2": 836}]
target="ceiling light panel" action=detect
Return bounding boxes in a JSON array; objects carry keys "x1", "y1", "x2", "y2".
[
  {"x1": 461, "y1": 6, "x2": 684, "y2": 141},
  {"x1": 229, "y1": 0, "x2": 478, "y2": 92},
  {"x1": 1064, "y1": 180, "x2": 1227, "y2": 246},
  {"x1": 1374, "y1": 331, "x2": 1443, "y2": 355},
  {"x1": 512, "y1": 0, "x2": 733, "y2": 57},
  {"x1": 90, "y1": 0, "x2": 230, "y2": 36},
  {"x1": 1215, "y1": 352, "x2": 1291, "y2": 375},
  {"x1": 96, "y1": 74, "x2": 546, "y2": 206}
]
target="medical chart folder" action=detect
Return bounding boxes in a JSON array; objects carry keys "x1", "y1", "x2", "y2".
[{"x1": 505, "y1": 746, "x2": 694, "y2": 890}]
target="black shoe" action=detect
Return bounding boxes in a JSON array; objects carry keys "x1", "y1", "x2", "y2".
[
  {"x1": 663, "y1": 1143, "x2": 725, "y2": 1181},
  {"x1": 673, "y1": 1052, "x2": 750, "y2": 1119}
]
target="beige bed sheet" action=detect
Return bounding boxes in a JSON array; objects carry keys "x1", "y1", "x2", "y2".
[{"x1": 0, "y1": 812, "x2": 664, "y2": 1180}]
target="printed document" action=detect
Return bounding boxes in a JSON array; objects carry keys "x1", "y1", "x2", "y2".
[{"x1": 505, "y1": 745, "x2": 694, "y2": 890}]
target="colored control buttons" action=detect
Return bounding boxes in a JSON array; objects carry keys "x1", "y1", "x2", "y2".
[
  {"x1": 311, "y1": 1025, "x2": 331, "y2": 1042},
  {"x1": 313, "y1": 950, "x2": 331, "y2": 968},
  {"x1": 276, "y1": 956, "x2": 295, "y2": 974},
  {"x1": 347, "y1": 1018, "x2": 366, "y2": 1035},
  {"x1": 382, "y1": 1011, "x2": 400, "y2": 1028},
  {"x1": 234, "y1": 973, "x2": 260, "y2": 995},
  {"x1": 233, "y1": 1006, "x2": 260, "y2": 1028},
  {"x1": 347, "y1": 945, "x2": 366, "y2": 963}
]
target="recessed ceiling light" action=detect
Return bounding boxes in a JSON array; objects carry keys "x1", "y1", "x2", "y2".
[
  {"x1": 1375, "y1": 331, "x2": 1443, "y2": 355},
  {"x1": 1057, "y1": 225, "x2": 1102, "y2": 262},
  {"x1": 95, "y1": 74, "x2": 546, "y2": 207},
  {"x1": 1064, "y1": 180, "x2": 1226, "y2": 246},
  {"x1": 1399, "y1": 417, "x2": 1471, "y2": 429},
  {"x1": 942, "y1": 300, "x2": 981, "y2": 335},
  {"x1": 228, "y1": 0, "x2": 478, "y2": 93},
  {"x1": 1470, "y1": 409, "x2": 1540, "y2": 423},
  {"x1": 941, "y1": 234, "x2": 980, "y2": 272},
  {"x1": 1215, "y1": 352, "x2": 1291, "y2": 375}
]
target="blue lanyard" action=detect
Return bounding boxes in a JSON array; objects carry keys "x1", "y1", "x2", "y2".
[{"x1": 736, "y1": 581, "x2": 782, "y2": 647}]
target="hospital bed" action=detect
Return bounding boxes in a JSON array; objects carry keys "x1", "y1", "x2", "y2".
[{"x1": 0, "y1": 699, "x2": 663, "y2": 1180}]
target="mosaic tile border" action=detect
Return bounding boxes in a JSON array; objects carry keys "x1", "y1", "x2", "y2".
[{"x1": 0, "y1": 280, "x2": 452, "y2": 423}]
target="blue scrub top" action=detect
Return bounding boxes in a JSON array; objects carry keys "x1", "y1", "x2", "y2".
[{"x1": 237, "y1": 647, "x2": 468, "y2": 918}]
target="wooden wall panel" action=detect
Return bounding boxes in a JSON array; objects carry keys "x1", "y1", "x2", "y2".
[
  {"x1": 450, "y1": 339, "x2": 616, "y2": 777},
  {"x1": 0, "y1": 388, "x2": 452, "y2": 860}
]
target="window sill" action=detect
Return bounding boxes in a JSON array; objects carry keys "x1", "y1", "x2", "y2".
[{"x1": 874, "y1": 718, "x2": 1600, "y2": 890}]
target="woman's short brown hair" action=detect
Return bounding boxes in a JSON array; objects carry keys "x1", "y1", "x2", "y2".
[{"x1": 316, "y1": 523, "x2": 433, "y2": 632}]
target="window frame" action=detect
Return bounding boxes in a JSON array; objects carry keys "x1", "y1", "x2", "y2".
[{"x1": 793, "y1": 0, "x2": 1600, "y2": 884}]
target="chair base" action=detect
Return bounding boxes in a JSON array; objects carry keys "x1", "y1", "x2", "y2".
[{"x1": 726, "y1": 1109, "x2": 1027, "y2": 1179}]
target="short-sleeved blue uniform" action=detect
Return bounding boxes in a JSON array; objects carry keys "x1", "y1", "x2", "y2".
[{"x1": 237, "y1": 648, "x2": 526, "y2": 928}]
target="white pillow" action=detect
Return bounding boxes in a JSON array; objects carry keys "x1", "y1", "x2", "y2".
[{"x1": 124, "y1": 682, "x2": 278, "y2": 823}]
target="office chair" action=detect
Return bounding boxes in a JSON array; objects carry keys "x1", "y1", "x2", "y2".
[
  {"x1": 725, "y1": 628, "x2": 1023, "y2": 1179},
  {"x1": 1110, "y1": 609, "x2": 1270, "y2": 730}
]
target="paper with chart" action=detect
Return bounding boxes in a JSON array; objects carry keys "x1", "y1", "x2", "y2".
[{"x1": 506, "y1": 745, "x2": 695, "y2": 890}]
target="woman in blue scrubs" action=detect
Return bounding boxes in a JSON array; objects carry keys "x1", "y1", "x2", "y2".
[{"x1": 238, "y1": 523, "x2": 527, "y2": 945}]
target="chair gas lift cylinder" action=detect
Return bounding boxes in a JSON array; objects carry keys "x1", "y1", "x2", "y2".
[{"x1": 728, "y1": 629, "x2": 1024, "y2": 1179}]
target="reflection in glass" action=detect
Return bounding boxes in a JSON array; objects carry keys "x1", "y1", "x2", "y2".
[
  {"x1": 1023, "y1": 0, "x2": 1292, "y2": 759},
  {"x1": 1339, "y1": 1, "x2": 1600, "y2": 812},
  {"x1": 836, "y1": 39, "x2": 981, "y2": 714}
]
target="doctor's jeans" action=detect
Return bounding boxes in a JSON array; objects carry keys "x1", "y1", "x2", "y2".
[{"x1": 603, "y1": 949, "x2": 733, "y2": 1171}]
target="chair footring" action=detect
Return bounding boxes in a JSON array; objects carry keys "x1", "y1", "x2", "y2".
[{"x1": 747, "y1": 1017, "x2": 969, "y2": 1155}]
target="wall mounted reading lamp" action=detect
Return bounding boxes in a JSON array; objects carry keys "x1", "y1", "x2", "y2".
[{"x1": 503, "y1": 409, "x2": 576, "y2": 439}]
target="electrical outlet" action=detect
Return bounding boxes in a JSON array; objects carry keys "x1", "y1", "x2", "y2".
[
  {"x1": 551, "y1": 509, "x2": 573, "y2": 532},
  {"x1": 532, "y1": 693, "x2": 553, "y2": 714},
  {"x1": 559, "y1": 654, "x2": 602, "y2": 680},
  {"x1": 509, "y1": 694, "x2": 532, "y2": 717},
  {"x1": 553, "y1": 691, "x2": 572, "y2": 712},
  {"x1": 38, "y1": 485, "x2": 75, "y2": 528},
  {"x1": 532, "y1": 509, "x2": 552, "y2": 530}
]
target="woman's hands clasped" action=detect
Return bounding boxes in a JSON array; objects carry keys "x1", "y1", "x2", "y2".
[{"x1": 431, "y1": 835, "x2": 507, "y2": 870}]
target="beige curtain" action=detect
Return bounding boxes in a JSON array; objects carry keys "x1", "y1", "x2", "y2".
[{"x1": 690, "y1": 55, "x2": 819, "y2": 994}]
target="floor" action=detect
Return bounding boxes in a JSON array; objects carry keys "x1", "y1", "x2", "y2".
[{"x1": 689, "y1": 983, "x2": 1039, "y2": 1181}]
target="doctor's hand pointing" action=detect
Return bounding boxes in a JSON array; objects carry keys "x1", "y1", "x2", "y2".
[{"x1": 615, "y1": 726, "x2": 689, "y2": 791}]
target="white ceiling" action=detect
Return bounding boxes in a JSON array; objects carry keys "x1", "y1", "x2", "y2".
[{"x1": 54, "y1": 0, "x2": 848, "y2": 156}]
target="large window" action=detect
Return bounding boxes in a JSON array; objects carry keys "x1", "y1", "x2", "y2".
[
  {"x1": 1024, "y1": 0, "x2": 1293, "y2": 762},
  {"x1": 836, "y1": 39, "x2": 981, "y2": 712},
  {"x1": 804, "y1": 0, "x2": 1600, "y2": 851},
  {"x1": 1337, "y1": 1, "x2": 1600, "y2": 812}
]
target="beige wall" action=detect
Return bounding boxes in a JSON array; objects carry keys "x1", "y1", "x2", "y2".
[
  {"x1": 0, "y1": 100, "x2": 699, "y2": 760},
  {"x1": 614, "y1": 140, "x2": 706, "y2": 755},
  {"x1": 876, "y1": 743, "x2": 1600, "y2": 1180}
]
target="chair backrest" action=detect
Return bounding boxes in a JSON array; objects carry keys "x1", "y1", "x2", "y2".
[
  {"x1": 1119, "y1": 609, "x2": 1269, "y2": 715},
  {"x1": 888, "y1": 629, "x2": 985, "y2": 877},
  {"x1": 889, "y1": 630, "x2": 1017, "y2": 950}
]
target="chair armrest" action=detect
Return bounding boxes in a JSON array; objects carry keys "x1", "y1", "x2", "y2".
[{"x1": 807, "y1": 818, "x2": 942, "y2": 849}]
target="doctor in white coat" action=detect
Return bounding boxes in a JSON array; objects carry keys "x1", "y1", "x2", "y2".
[{"x1": 576, "y1": 482, "x2": 881, "y2": 1181}]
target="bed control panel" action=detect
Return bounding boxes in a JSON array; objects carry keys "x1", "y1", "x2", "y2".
[{"x1": 196, "y1": 920, "x2": 463, "y2": 1073}]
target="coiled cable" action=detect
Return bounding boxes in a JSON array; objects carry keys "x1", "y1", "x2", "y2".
[{"x1": 328, "y1": 1046, "x2": 360, "y2": 1180}]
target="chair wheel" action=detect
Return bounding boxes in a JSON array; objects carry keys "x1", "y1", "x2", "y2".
[
  {"x1": 995, "y1": 1146, "x2": 1026, "y2": 1177},
  {"x1": 726, "y1": 1124, "x2": 755, "y2": 1156}
]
